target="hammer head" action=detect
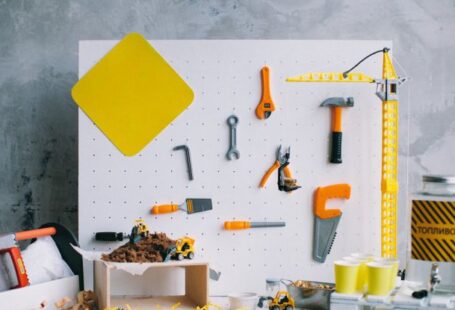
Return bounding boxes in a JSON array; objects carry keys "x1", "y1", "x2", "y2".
[{"x1": 320, "y1": 97, "x2": 354, "y2": 108}]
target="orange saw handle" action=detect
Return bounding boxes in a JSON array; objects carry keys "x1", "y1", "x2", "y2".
[
  {"x1": 314, "y1": 184, "x2": 351, "y2": 219},
  {"x1": 259, "y1": 160, "x2": 292, "y2": 188},
  {"x1": 0, "y1": 247, "x2": 30, "y2": 289},
  {"x1": 255, "y1": 66, "x2": 276, "y2": 119},
  {"x1": 15, "y1": 227, "x2": 56, "y2": 241},
  {"x1": 151, "y1": 204, "x2": 179, "y2": 215},
  {"x1": 224, "y1": 221, "x2": 251, "y2": 230}
]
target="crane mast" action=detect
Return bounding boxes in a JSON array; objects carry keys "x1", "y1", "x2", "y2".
[
  {"x1": 376, "y1": 50, "x2": 400, "y2": 258},
  {"x1": 287, "y1": 48, "x2": 404, "y2": 258}
]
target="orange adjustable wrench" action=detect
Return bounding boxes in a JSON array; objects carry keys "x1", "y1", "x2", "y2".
[{"x1": 255, "y1": 66, "x2": 276, "y2": 120}]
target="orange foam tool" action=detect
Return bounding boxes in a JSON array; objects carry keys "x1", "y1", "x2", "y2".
[
  {"x1": 15, "y1": 227, "x2": 56, "y2": 241},
  {"x1": 259, "y1": 160, "x2": 292, "y2": 188},
  {"x1": 255, "y1": 66, "x2": 276, "y2": 119},
  {"x1": 314, "y1": 184, "x2": 351, "y2": 219},
  {"x1": 224, "y1": 221, "x2": 285, "y2": 230}
]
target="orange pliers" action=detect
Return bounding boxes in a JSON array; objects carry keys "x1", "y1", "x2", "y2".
[{"x1": 259, "y1": 145, "x2": 300, "y2": 192}]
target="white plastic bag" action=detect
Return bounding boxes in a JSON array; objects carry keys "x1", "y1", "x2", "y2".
[{"x1": 21, "y1": 236, "x2": 73, "y2": 285}]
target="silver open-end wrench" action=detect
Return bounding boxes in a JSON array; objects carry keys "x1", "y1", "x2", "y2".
[{"x1": 226, "y1": 115, "x2": 240, "y2": 160}]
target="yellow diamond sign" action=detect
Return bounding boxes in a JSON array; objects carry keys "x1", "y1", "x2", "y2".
[{"x1": 72, "y1": 33, "x2": 194, "y2": 156}]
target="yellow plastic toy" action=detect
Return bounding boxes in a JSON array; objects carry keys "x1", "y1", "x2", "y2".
[
  {"x1": 129, "y1": 219, "x2": 149, "y2": 244},
  {"x1": 72, "y1": 32, "x2": 194, "y2": 156},
  {"x1": 174, "y1": 237, "x2": 195, "y2": 260},
  {"x1": 287, "y1": 48, "x2": 405, "y2": 258},
  {"x1": 269, "y1": 291, "x2": 295, "y2": 310}
]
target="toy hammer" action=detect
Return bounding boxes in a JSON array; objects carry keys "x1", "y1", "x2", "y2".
[{"x1": 321, "y1": 97, "x2": 354, "y2": 164}]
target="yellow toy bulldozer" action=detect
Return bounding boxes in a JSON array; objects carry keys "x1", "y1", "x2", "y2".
[
  {"x1": 165, "y1": 237, "x2": 195, "y2": 261},
  {"x1": 258, "y1": 291, "x2": 295, "y2": 310},
  {"x1": 129, "y1": 219, "x2": 149, "y2": 244}
]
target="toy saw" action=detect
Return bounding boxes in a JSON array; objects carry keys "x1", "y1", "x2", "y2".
[{"x1": 313, "y1": 184, "x2": 351, "y2": 263}]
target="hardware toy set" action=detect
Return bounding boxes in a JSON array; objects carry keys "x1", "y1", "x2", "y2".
[{"x1": 71, "y1": 36, "x2": 405, "y2": 308}]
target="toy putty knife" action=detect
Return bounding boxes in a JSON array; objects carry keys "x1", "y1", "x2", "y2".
[
  {"x1": 313, "y1": 184, "x2": 351, "y2": 263},
  {"x1": 151, "y1": 198, "x2": 212, "y2": 215}
]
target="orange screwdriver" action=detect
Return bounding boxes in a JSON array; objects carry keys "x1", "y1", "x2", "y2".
[{"x1": 224, "y1": 221, "x2": 286, "y2": 230}]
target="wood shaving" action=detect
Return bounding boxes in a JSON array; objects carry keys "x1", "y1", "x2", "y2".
[
  {"x1": 292, "y1": 280, "x2": 334, "y2": 290},
  {"x1": 101, "y1": 232, "x2": 175, "y2": 263}
]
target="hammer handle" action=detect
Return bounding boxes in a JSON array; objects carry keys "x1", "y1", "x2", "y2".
[
  {"x1": 330, "y1": 106, "x2": 343, "y2": 164},
  {"x1": 330, "y1": 132, "x2": 343, "y2": 164},
  {"x1": 95, "y1": 232, "x2": 126, "y2": 241},
  {"x1": 15, "y1": 227, "x2": 56, "y2": 241}
]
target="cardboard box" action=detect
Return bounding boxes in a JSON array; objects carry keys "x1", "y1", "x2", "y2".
[{"x1": 94, "y1": 260, "x2": 209, "y2": 309}]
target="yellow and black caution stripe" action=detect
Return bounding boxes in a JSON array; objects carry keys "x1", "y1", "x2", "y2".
[{"x1": 411, "y1": 200, "x2": 455, "y2": 262}]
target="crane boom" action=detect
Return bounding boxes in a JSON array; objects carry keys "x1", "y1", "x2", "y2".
[
  {"x1": 286, "y1": 72, "x2": 375, "y2": 83},
  {"x1": 287, "y1": 49, "x2": 403, "y2": 258}
]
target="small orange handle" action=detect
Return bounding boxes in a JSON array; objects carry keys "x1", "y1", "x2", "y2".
[
  {"x1": 224, "y1": 221, "x2": 251, "y2": 230},
  {"x1": 255, "y1": 66, "x2": 276, "y2": 119},
  {"x1": 151, "y1": 204, "x2": 179, "y2": 215},
  {"x1": 283, "y1": 165, "x2": 292, "y2": 179},
  {"x1": 314, "y1": 184, "x2": 351, "y2": 219},
  {"x1": 15, "y1": 227, "x2": 56, "y2": 241},
  {"x1": 332, "y1": 106, "x2": 343, "y2": 132},
  {"x1": 259, "y1": 161, "x2": 292, "y2": 188},
  {"x1": 259, "y1": 160, "x2": 280, "y2": 187},
  {"x1": 9, "y1": 247, "x2": 29, "y2": 288}
]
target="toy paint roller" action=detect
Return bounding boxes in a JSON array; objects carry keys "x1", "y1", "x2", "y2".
[{"x1": 0, "y1": 227, "x2": 56, "y2": 289}]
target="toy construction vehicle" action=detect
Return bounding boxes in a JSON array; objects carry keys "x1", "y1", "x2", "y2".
[
  {"x1": 129, "y1": 219, "x2": 149, "y2": 244},
  {"x1": 258, "y1": 291, "x2": 295, "y2": 310},
  {"x1": 165, "y1": 237, "x2": 195, "y2": 261}
]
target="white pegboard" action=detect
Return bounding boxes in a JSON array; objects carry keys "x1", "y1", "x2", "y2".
[{"x1": 78, "y1": 40, "x2": 390, "y2": 294}]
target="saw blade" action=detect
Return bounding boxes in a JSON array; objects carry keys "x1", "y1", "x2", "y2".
[{"x1": 313, "y1": 215, "x2": 341, "y2": 263}]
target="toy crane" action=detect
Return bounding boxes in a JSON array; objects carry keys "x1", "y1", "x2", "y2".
[{"x1": 287, "y1": 48, "x2": 406, "y2": 258}]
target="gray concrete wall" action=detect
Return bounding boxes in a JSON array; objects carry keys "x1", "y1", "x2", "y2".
[{"x1": 1, "y1": 0, "x2": 454, "y2": 261}]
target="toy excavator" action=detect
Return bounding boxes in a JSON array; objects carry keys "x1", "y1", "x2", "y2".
[
  {"x1": 129, "y1": 219, "x2": 149, "y2": 244},
  {"x1": 165, "y1": 237, "x2": 195, "y2": 261},
  {"x1": 258, "y1": 291, "x2": 295, "y2": 310}
]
